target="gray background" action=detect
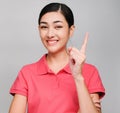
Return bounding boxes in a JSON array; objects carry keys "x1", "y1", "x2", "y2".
[{"x1": 0, "y1": 0, "x2": 120, "y2": 113}]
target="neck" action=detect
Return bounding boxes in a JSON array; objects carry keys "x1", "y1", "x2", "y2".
[
  {"x1": 46, "y1": 49, "x2": 69, "y2": 73},
  {"x1": 47, "y1": 49, "x2": 69, "y2": 63}
]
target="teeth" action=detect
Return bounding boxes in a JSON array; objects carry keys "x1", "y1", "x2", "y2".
[{"x1": 47, "y1": 40, "x2": 58, "y2": 45}]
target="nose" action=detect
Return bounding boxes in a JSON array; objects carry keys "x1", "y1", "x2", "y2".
[{"x1": 47, "y1": 27, "x2": 55, "y2": 38}]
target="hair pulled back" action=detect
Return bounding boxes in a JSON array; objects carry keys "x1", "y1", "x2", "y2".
[{"x1": 38, "y1": 3, "x2": 74, "y2": 28}]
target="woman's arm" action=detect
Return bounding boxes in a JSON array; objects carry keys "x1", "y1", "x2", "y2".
[
  {"x1": 77, "y1": 93, "x2": 101, "y2": 113},
  {"x1": 75, "y1": 76, "x2": 101, "y2": 113},
  {"x1": 68, "y1": 33, "x2": 102, "y2": 113},
  {"x1": 9, "y1": 94, "x2": 27, "y2": 113}
]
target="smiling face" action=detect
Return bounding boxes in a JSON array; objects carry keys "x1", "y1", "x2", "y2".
[{"x1": 38, "y1": 11, "x2": 74, "y2": 54}]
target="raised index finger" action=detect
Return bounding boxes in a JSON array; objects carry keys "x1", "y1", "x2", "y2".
[{"x1": 80, "y1": 32, "x2": 89, "y2": 54}]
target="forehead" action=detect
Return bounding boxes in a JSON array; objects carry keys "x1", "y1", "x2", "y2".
[{"x1": 40, "y1": 12, "x2": 67, "y2": 23}]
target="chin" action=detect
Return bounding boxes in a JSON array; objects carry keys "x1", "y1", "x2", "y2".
[{"x1": 47, "y1": 47, "x2": 61, "y2": 53}]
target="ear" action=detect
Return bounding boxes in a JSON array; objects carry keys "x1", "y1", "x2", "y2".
[{"x1": 69, "y1": 25, "x2": 75, "y2": 37}]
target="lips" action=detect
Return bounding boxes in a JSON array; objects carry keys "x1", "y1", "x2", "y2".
[{"x1": 47, "y1": 40, "x2": 58, "y2": 46}]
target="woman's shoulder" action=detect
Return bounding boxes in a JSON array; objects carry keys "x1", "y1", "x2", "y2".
[
  {"x1": 19, "y1": 55, "x2": 46, "y2": 74},
  {"x1": 83, "y1": 62, "x2": 98, "y2": 71},
  {"x1": 82, "y1": 62, "x2": 100, "y2": 77}
]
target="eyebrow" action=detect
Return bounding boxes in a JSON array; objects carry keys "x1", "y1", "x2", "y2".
[
  {"x1": 40, "y1": 20, "x2": 63, "y2": 25},
  {"x1": 53, "y1": 20, "x2": 63, "y2": 24}
]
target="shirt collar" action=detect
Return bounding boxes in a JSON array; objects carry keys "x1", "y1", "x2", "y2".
[
  {"x1": 37, "y1": 54, "x2": 72, "y2": 75},
  {"x1": 37, "y1": 54, "x2": 49, "y2": 75},
  {"x1": 63, "y1": 63, "x2": 72, "y2": 74}
]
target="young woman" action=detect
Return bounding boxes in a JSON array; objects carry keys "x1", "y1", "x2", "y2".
[{"x1": 9, "y1": 2, "x2": 105, "y2": 113}]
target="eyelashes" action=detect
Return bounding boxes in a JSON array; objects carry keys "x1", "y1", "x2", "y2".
[
  {"x1": 40, "y1": 26, "x2": 48, "y2": 29},
  {"x1": 55, "y1": 26, "x2": 63, "y2": 29},
  {"x1": 39, "y1": 25, "x2": 63, "y2": 30}
]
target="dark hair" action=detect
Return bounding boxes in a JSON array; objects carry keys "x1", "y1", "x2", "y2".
[{"x1": 38, "y1": 2, "x2": 74, "y2": 28}]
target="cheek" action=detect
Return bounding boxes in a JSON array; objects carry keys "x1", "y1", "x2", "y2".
[
  {"x1": 39, "y1": 32, "x2": 45, "y2": 43},
  {"x1": 39, "y1": 31, "x2": 46, "y2": 40},
  {"x1": 62, "y1": 31, "x2": 70, "y2": 40},
  {"x1": 59, "y1": 29, "x2": 69, "y2": 37}
]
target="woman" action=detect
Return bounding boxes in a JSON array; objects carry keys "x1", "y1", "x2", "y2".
[{"x1": 9, "y1": 2, "x2": 105, "y2": 113}]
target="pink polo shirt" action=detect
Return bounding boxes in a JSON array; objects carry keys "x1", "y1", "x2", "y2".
[{"x1": 10, "y1": 54, "x2": 105, "y2": 113}]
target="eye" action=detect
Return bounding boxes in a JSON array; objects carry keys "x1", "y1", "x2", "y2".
[
  {"x1": 40, "y1": 25, "x2": 48, "y2": 29},
  {"x1": 55, "y1": 25, "x2": 63, "y2": 29}
]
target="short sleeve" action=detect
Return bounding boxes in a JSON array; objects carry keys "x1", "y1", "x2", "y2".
[
  {"x1": 87, "y1": 66, "x2": 105, "y2": 99},
  {"x1": 10, "y1": 68, "x2": 28, "y2": 97}
]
